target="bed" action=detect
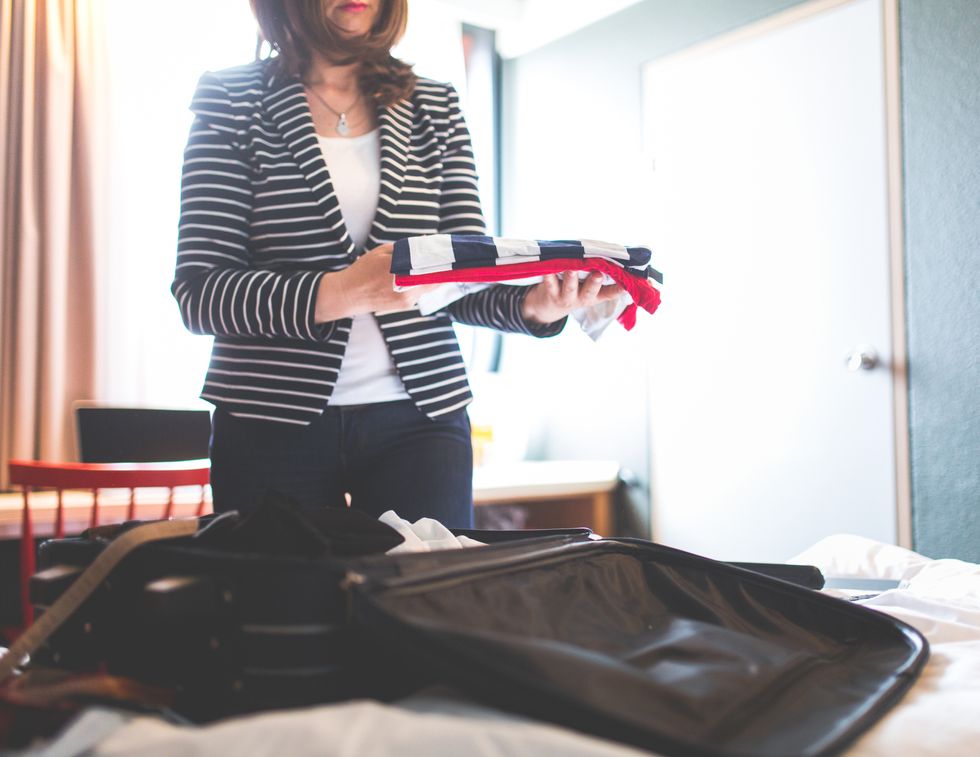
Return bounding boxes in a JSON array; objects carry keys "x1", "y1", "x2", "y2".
[{"x1": 38, "y1": 534, "x2": 980, "y2": 756}]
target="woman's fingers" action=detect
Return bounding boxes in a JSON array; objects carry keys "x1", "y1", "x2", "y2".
[
  {"x1": 559, "y1": 271, "x2": 579, "y2": 307},
  {"x1": 596, "y1": 283, "x2": 624, "y2": 302},
  {"x1": 543, "y1": 273, "x2": 561, "y2": 299},
  {"x1": 581, "y1": 273, "x2": 604, "y2": 301}
]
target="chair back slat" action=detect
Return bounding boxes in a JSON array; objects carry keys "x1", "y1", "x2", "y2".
[
  {"x1": 20, "y1": 486, "x2": 34, "y2": 627},
  {"x1": 196, "y1": 484, "x2": 207, "y2": 517},
  {"x1": 55, "y1": 489, "x2": 65, "y2": 539},
  {"x1": 90, "y1": 487, "x2": 99, "y2": 530}
]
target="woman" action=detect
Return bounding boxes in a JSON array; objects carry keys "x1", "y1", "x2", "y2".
[{"x1": 172, "y1": 0, "x2": 623, "y2": 526}]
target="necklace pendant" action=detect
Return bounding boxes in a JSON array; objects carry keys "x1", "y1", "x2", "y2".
[{"x1": 337, "y1": 112, "x2": 350, "y2": 136}]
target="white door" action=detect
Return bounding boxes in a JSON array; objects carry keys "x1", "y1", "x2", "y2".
[{"x1": 641, "y1": 0, "x2": 900, "y2": 561}]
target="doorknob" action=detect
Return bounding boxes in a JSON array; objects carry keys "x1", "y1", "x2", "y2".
[{"x1": 845, "y1": 346, "x2": 879, "y2": 372}]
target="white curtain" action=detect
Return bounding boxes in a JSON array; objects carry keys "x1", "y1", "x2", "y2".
[
  {"x1": 97, "y1": 0, "x2": 470, "y2": 409},
  {"x1": 98, "y1": 0, "x2": 256, "y2": 408}
]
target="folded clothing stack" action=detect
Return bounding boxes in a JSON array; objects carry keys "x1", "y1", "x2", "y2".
[{"x1": 391, "y1": 234, "x2": 663, "y2": 331}]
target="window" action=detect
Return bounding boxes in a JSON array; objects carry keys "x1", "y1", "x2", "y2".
[{"x1": 98, "y1": 1, "x2": 486, "y2": 406}]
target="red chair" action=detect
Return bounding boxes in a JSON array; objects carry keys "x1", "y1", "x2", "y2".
[{"x1": 7, "y1": 459, "x2": 210, "y2": 630}]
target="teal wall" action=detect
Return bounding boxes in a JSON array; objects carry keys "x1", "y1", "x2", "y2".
[
  {"x1": 502, "y1": 0, "x2": 980, "y2": 556},
  {"x1": 900, "y1": 0, "x2": 980, "y2": 560}
]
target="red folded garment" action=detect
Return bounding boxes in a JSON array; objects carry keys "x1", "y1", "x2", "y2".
[{"x1": 394, "y1": 257, "x2": 661, "y2": 330}]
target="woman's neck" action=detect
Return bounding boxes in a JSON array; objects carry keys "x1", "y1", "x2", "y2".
[
  {"x1": 304, "y1": 53, "x2": 361, "y2": 94},
  {"x1": 302, "y1": 51, "x2": 377, "y2": 137}
]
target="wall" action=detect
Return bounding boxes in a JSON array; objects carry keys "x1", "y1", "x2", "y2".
[
  {"x1": 501, "y1": 0, "x2": 980, "y2": 555},
  {"x1": 901, "y1": 0, "x2": 980, "y2": 560},
  {"x1": 499, "y1": 0, "x2": 811, "y2": 536}
]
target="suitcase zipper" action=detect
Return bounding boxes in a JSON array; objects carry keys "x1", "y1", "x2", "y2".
[{"x1": 354, "y1": 539, "x2": 598, "y2": 597}]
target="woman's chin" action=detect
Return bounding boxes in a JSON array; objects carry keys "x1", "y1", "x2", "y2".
[
  {"x1": 334, "y1": 26, "x2": 371, "y2": 41},
  {"x1": 331, "y1": 15, "x2": 374, "y2": 36}
]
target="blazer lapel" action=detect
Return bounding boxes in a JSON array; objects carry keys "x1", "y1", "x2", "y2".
[
  {"x1": 265, "y1": 74, "x2": 357, "y2": 257},
  {"x1": 367, "y1": 97, "x2": 412, "y2": 248},
  {"x1": 265, "y1": 69, "x2": 414, "y2": 256}
]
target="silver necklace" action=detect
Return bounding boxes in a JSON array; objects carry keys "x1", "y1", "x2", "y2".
[{"x1": 305, "y1": 83, "x2": 361, "y2": 136}]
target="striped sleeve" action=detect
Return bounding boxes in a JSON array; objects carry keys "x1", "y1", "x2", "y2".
[
  {"x1": 171, "y1": 72, "x2": 334, "y2": 342},
  {"x1": 449, "y1": 284, "x2": 566, "y2": 337}
]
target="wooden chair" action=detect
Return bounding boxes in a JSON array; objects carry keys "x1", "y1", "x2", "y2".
[{"x1": 7, "y1": 459, "x2": 210, "y2": 629}]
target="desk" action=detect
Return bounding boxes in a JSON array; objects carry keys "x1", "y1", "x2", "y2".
[
  {"x1": 473, "y1": 460, "x2": 621, "y2": 535},
  {"x1": 0, "y1": 460, "x2": 622, "y2": 537}
]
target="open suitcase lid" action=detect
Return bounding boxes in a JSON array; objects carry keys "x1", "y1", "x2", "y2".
[{"x1": 349, "y1": 537, "x2": 928, "y2": 757}]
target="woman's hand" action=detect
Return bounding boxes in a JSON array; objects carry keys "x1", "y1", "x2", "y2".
[
  {"x1": 315, "y1": 243, "x2": 438, "y2": 322},
  {"x1": 521, "y1": 272, "x2": 625, "y2": 326}
]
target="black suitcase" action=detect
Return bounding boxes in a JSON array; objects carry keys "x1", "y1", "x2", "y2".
[{"x1": 24, "y1": 504, "x2": 926, "y2": 757}]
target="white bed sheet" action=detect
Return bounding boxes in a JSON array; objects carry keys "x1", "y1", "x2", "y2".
[
  {"x1": 82, "y1": 535, "x2": 980, "y2": 757},
  {"x1": 791, "y1": 535, "x2": 980, "y2": 757}
]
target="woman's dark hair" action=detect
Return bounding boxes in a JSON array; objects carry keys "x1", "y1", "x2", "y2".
[{"x1": 250, "y1": 0, "x2": 417, "y2": 107}]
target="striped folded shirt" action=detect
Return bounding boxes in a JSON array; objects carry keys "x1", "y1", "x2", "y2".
[
  {"x1": 391, "y1": 234, "x2": 662, "y2": 281},
  {"x1": 392, "y1": 235, "x2": 663, "y2": 331}
]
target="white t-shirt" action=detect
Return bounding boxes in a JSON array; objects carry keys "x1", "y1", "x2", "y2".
[{"x1": 316, "y1": 130, "x2": 410, "y2": 405}]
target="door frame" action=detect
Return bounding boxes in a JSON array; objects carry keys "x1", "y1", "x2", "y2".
[{"x1": 642, "y1": 0, "x2": 912, "y2": 548}]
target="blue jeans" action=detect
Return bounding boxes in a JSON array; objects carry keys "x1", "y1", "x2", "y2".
[{"x1": 209, "y1": 400, "x2": 474, "y2": 527}]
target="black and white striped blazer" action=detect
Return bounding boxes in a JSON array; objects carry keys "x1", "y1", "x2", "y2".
[{"x1": 172, "y1": 58, "x2": 561, "y2": 425}]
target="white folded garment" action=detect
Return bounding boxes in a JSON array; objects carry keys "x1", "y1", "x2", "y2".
[
  {"x1": 379, "y1": 510, "x2": 485, "y2": 554},
  {"x1": 413, "y1": 281, "x2": 490, "y2": 314}
]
